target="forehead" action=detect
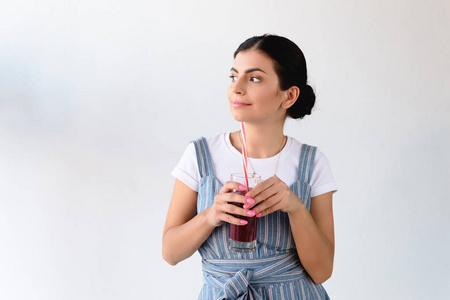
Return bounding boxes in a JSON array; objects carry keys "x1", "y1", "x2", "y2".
[{"x1": 233, "y1": 50, "x2": 276, "y2": 74}]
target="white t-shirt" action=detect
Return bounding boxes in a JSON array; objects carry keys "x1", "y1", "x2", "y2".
[{"x1": 171, "y1": 133, "x2": 338, "y2": 198}]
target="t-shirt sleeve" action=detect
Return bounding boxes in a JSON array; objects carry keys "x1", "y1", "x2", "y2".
[
  {"x1": 171, "y1": 142, "x2": 200, "y2": 192},
  {"x1": 309, "y1": 149, "x2": 338, "y2": 198}
]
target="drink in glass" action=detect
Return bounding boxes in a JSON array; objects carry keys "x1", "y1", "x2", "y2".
[{"x1": 228, "y1": 173, "x2": 261, "y2": 252}]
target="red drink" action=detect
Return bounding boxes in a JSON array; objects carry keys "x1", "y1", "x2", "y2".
[
  {"x1": 228, "y1": 173, "x2": 261, "y2": 252},
  {"x1": 229, "y1": 190, "x2": 257, "y2": 243}
]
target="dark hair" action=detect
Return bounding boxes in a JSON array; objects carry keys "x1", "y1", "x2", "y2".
[{"x1": 234, "y1": 34, "x2": 315, "y2": 119}]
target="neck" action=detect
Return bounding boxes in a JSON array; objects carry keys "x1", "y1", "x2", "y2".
[{"x1": 233, "y1": 122, "x2": 286, "y2": 159}]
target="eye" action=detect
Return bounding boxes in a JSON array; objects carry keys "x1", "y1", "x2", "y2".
[
  {"x1": 229, "y1": 75, "x2": 237, "y2": 82},
  {"x1": 250, "y1": 77, "x2": 261, "y2": 82}
]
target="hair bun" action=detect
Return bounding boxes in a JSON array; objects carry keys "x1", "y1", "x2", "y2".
[{"x1": 287, "y1": 84, "x2": 316, "y2": 119}]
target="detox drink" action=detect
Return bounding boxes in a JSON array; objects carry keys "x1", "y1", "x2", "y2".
[{"x1": 228, "y1": 173, "x2": 261, "y2": 252}]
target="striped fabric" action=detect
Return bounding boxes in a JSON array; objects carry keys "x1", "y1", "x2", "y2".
[{"x1": 192, "y1": 137, "x2": 329, "y2": 300}]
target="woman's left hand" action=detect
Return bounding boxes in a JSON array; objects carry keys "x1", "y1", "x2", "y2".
[{"x1": 245, "y1": 176, "x2": 303, "y2": 217}]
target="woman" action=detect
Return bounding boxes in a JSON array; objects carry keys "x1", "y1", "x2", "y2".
[{"x1": 163, "y1": 34, "x2": 337, "y2": 299}]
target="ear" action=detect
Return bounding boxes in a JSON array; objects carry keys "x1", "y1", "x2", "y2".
[{"x1": 281, "y1": 86, "x2": 300, "y2": 109}]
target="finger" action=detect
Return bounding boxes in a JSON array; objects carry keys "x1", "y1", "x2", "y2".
[
  {"x1": 224, "y1": 202, "x2": 253, "y2": 217},
  {"x1": 245, "y1": 176, "x2": 278, "y2": 198},
  {"x1": 220, "y1": 181, "x2": 248, "y2": 194},
  {"x1": 253, "y1": 193, "x2": 283, "y2": 216},
  {"x1": 222, "y1": 212, "x2": 251, "y2": 226},
  {"x1": 208, "y1": 201, "x2": 250, "y2": 227},
  {"x1": 253, "y1": 179, "x2": 290, "y2": 206},
  {"x1": 217, "y1": 191, "x2": 249, "y2": 207},
  {"x1": 215, "y1": 201, "x2": 255, "y2": 223},
  {"x1": 256, "y1": 206, "x2": 278, "y2": 218},
  {"x1": 249, "y1": 182, "x2": 283, "y2": 208}
]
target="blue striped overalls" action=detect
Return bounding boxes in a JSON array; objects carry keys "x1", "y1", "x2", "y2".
[{"x1": 193, "y1": 137, "x2": 330, "y2": 300}]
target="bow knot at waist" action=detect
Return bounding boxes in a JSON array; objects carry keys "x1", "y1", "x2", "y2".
[{"x1": 202, "y1": 252, "x2": 305, "y2": 300}]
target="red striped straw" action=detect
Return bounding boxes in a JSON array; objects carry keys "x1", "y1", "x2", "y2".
[{"x1": 240, "y1": 122, "x2": 249, "y2": 190}]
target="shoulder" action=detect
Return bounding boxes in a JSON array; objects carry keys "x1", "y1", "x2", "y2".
[
  {"x1": 204, "y1": 133, "x2": 228, "y2": 146},
  {"x1": 191, "y1": 133, "x2": 228, "y2": 152},
  {"x1": 286, "y1": 137, "x2": 337, "y2": 196},
  {"x1": 287, "y1": 137, "x2": 328, "y2": 165},
  {"x1": 191, "y1": 132, "x2": 226, "y2": 144},
  {"x1": 171, "y1": 133, "x2": 226, "y2": 191}
]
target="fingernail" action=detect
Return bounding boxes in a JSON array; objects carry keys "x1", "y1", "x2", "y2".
[
  {"x1": 245, "y1": 193, "x2": 250, "y2": 197},
  {"x1": 243, "y1": 204, "x2": 250, "y2": 209},
  {"x1": 240, "y1": 220, "x2": 248, "y2": 225},
  {"x1": 246, "y1": 198, "x2": 255, "y2": 204},
  {"x1": 256, "y1": 213, "x2": 262, "y2": 218},
  {"x1": 247, "y1": 210, "x2": 256, "y2": 217},
  {"x1": 239, "y1": 185, "x2": 247, "y2": 191}
]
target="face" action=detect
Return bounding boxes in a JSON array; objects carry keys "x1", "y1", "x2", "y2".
[{"x1": 227, "y1": 50, "x2": 288, "y2": 124}]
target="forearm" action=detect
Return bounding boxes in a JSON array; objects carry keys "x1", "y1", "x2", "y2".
[
  {"x1": 288, "y1": 203, "x2": 334, "y2": 284},
  {"x1": 162, "y1": 208, "x2": 215, "y2": 265}
]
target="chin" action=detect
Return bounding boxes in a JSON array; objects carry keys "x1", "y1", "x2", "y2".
[{"x1": 230, "y1": 113, "x2": 247, "y2": 122}]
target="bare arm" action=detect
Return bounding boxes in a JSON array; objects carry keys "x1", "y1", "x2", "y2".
[
  {"x1": 162, "y1": 179, "x2": 251, "y2": 265},
  {"x1": 247, "y1": 177, "x2": 335, "y2": 284},
  {"x1": 287, "y1": 192, "x2": 334, "y2": 284},
  {"x1": 162, "y1": 179, "x2": 213, "y2": 265}
]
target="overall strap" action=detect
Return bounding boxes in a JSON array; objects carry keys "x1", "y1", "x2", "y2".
[
  {"x1": 297, "y1": 144, "x2": 317, "y2": 184},
  {"x1": 192, "y1": 137, "x2": 214, "y2": 178}
]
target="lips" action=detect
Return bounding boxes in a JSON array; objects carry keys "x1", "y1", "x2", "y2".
[{"x1": 232, "y1": 101, "x2": 251, "y2": 108}]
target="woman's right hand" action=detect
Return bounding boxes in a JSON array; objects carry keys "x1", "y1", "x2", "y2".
[{"x1": 205, "y1": 181, "x2": 255, "y2": 227}]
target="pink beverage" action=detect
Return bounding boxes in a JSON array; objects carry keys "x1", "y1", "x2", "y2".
[
  {"x1": 228, "y1": 173, "x2": 261, "y2": 252},
  {"x1": 229, "y1": 190, "x2": 257, "y2": 242}
]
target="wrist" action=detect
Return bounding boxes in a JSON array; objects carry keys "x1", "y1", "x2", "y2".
[
  {"x1": 285, "y1": 196, "x2": 307, "y2": 216},
  {"x1": 201, "y1": 206, "x2": 221, "y2": 228}
]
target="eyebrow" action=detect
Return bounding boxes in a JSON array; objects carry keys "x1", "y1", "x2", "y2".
[{"x1": 230, "y1": 67, "x2": 267, "y2": 74}]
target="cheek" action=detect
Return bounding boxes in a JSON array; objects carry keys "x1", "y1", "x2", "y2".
[
  {"x1": 227, "y1": 86, "x2": 233, "y2": 100},
  {"x1": 260, "y1": 89, "x2": 277, "y2": 103},
  {"x1": 258, "y1": 91, "x2": 282, "y2": 110}
]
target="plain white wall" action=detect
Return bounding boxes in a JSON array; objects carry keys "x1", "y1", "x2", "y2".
[{"x1": 1, "y1": 0, "x2": 449, "y2": 299}]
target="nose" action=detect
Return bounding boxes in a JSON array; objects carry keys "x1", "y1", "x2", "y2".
[{"x1": 231, "y1": 77, "x2": 246, "y2": 95}]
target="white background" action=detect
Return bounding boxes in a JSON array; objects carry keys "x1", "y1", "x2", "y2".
[{"x1": 1, "y1": 0, "x2": 449, "y2": 299}]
